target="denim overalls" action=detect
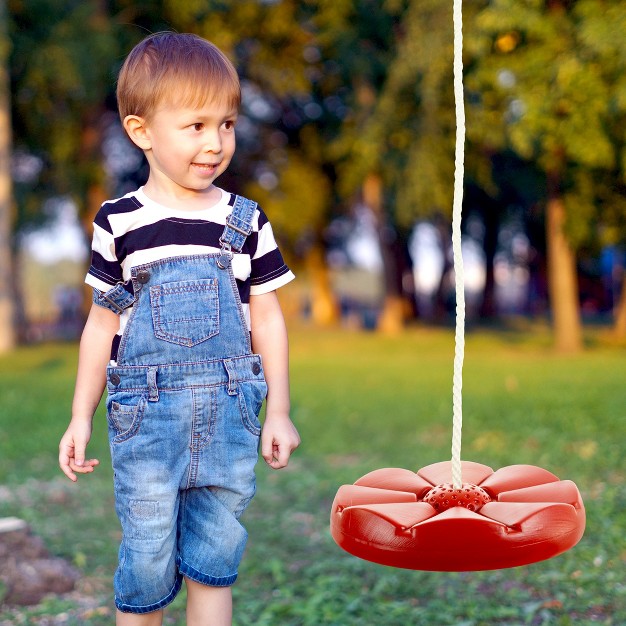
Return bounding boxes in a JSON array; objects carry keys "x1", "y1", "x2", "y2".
[{"x1": 98, "y1": 196, "x2": 267, "y2": 614}]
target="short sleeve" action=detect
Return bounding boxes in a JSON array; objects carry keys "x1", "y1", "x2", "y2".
[
  {"x1": 249, "y1": 207, "x2": 295, "y2": 295},
  {"x1": 85, "y1": 206, "x2": 123, "y2": 293}
]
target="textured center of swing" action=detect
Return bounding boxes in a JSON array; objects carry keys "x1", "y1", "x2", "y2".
[{"x1": 423, "y1": 483, "x2": 492, "y2": 513}]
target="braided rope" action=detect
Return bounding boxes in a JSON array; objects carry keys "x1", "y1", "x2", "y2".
[{"x1": 450, "y1": 0, "x2": 466, "y2": 489}]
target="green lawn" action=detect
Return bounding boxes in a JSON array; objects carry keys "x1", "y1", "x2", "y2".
[{"x1": 0, "y1": 325, "x2": 624, "y2": 625}]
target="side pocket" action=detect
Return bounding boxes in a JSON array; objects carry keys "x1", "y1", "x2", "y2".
[
  {"x1": 237, "y1": 379, "x2": 268, "y2": 436},
  {"x1": 107, "y1": 395, "x2": 147, "y2": 444}
]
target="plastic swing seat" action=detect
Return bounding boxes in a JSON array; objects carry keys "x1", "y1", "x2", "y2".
[{"x1": 330, "y1": 460, "x2": 585, "y2": 571}]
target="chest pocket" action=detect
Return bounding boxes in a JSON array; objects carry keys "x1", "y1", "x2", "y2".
[{"x1": 150, "y1": 279, "x2": 219, "y2": 347}]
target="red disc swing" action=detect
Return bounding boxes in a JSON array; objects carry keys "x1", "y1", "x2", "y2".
[{"x1": 329, "y1": 1, "x2": 585, "y2": 572}]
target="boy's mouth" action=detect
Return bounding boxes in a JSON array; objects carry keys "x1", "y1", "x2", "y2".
[{"x1": 192, "y1": 162, "x2": 220, "y2": 173}]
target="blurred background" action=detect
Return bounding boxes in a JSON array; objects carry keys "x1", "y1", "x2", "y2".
[
  {"x1": 0, "y1": 0, "x2": 625, "y2": 352},
  {"x1": 1, "y1": 3, "x2": 625, "y2": 623}
]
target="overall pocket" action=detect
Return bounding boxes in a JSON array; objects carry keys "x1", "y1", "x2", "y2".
[
  {"x1": 150, "y1": 279, "x2": 219, "y2": 347},
  {"x1": 107, "y1": 395, "x2": 147, "y2": 444},
  {"x1": 237, "y1": 378, "x2": 268, "y2": 436}
]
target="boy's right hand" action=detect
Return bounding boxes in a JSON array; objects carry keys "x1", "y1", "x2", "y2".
[{"x1": 59, "y1": 418, "x2": 100, "y2": 482}]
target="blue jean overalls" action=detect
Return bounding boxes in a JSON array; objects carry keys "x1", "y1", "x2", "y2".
[{"x1": 97, "y1": 196, "x2": 267, "y2": 614}]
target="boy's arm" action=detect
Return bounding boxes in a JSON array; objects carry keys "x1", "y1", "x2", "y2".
[
  {"x1": 59, "y1": 303, "x2": 120, "y2": 481},
  {"x1": 249, "y1": 291, "x2": 300, "y2": 469}
]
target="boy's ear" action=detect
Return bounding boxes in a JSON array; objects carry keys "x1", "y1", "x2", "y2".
[{"x1": 123, "y1": 115, "x2": 151, "y2": 150}]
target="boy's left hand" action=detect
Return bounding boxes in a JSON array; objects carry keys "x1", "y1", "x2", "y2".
[
  {"x1": 59, "y1": 418, "x2": 100, "y2": 482},
  {"x1": 261, "y1": 414, "x2": 300, "y2": 469}
]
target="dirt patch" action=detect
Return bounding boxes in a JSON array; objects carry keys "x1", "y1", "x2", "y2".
[{"x1": 0, "y1": 518, "x2": 79, "y2": 606}]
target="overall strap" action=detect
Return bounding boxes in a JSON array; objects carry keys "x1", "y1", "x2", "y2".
[
  {"x1": 217, "y1": 195, "x2": 258, "y2": 269},
  {"x1": 93, "y1": 282, "x2": 136, "y2": 315}
]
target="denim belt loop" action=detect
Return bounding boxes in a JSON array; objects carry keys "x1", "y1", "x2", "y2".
[
  {"x1": 223, "y1": 360, "x2": 238, "y2": 396},
  {"x1": 147, "y1": 367, "x2": 159, "y2": 402}
]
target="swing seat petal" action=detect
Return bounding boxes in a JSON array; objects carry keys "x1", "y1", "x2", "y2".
[
  {"x1": 340, "y1": 501, "x2": 437, "y2": 531},
  {"x1": 480, "y1": 464, "x2": 560, "y2": 495},
  {"x1": 333, "y1": 484, "x2": 416, "y2": 510},
  {"x1": 354, "y1": 467, "x2": 433, "y2": 497},
  {"x1": 417, "y1": 460, "x2": 494, "y2": 486},
  {"x1": 497, "y1": 480, "x2": 582, "y2": 506}
]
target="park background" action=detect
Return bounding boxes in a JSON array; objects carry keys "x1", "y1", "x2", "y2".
[{"x1": 0, "y1": 1, "x2": 624, "y2": 624}]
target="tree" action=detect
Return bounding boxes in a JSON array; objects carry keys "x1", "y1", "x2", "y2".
[
  {"x1": 167, "y1": 0, "x2": 341, "y2": 324},
  {"x1": 6, "y1": 1, "x2": 138, "y2": 336},
  {"x1": 596, "y1": 177, "x2": 626, "y2": 340},
  {"x1": 313, "y1": 0, "x2": 430, "y2": 331},
  {"x1": 9, "y1": 1, "x2": 132, "y2": 223},
  {"x1": 0, "y1": 0, "x2": 15, "y2": 351},
  {"x1": 466, "y1": 0, "x2": 626, "y2": 350},
  {"x1": 319, "y1": 1, "x2": 496, "y2": 330}
]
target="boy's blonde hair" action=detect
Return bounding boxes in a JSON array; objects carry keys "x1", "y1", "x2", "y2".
[{"x1": 117, "y1": 32, "x2": 241, "y2": 121}]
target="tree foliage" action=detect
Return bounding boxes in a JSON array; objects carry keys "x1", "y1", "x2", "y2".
[
  {"x1": 9, "y1": 1, "x2": 120, "y2": 205},
  {"x1": 466, "y1": 0, "x2": 626, "y2": 247},
  {"x1": 328, "y1": 1, "x2": 457, "y2": 226},
  {"x1": 165, "y1": 0, "x2": 315, "y2": 97}
]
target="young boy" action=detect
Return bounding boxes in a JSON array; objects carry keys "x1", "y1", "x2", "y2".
[{"x1": 58, "y1": 32, "x2": 300, "y2": 626}]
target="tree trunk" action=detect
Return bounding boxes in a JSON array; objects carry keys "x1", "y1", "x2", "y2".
[
  {"x1": 304, "y1": 243, "x2": 339, "y2": 326},
  {"x1": 613, "y1": 272, "x2": 626, "y2": 341},
  {"x1": 545, "y1": 177, "x2": 583, "y2": 351},
  {"x1": 0, "y1": 0, "x2": 16, "y2": 352},
  {"x1": 78, "y1": 109, "x2": 110, "y2": 317},
  {"x1": 476, "y1": 189, "x2": 500, "y2": 320},
  {"x1": 363, "y1": 173, "x2": 406, "y2": 333}
]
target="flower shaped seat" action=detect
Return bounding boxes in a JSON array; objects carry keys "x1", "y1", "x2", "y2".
[{"x1": 330, "y1": 460, "x2": 585, "y2": 571}]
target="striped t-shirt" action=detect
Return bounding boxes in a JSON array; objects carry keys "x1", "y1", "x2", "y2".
[{"x1": 86, "y1": 186, "x2": 294, "y2": 362}]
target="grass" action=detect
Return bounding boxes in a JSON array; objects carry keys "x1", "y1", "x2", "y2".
[{"x1": 0, "y1": 324, "x2": 624, "y2": 625}]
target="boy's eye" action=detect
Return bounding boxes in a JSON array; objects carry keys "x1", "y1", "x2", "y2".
[
  {"x1": 192, "y1": 123, "x2": 204, "y2": 131},
  {"x1": 223, "y1": 120, "x2": 236, "y2": 131}
]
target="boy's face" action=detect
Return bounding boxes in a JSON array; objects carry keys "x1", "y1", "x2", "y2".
[{"x1": 137, "y1": 99, "x2": 238, "y2": 198}]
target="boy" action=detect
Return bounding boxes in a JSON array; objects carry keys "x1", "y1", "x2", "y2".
[{"x1": 58, "y1": 32, "x2": 300, "y2": 626}]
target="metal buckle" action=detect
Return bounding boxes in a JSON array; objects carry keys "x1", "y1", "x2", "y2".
[{"x1": 217, "y1": 242, "x2": 233, "y2": 269}]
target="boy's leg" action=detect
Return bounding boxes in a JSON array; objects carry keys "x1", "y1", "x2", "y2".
[
  {"x1": 116, "y1": 609, "x2": 163, "y2": 626},
  {"x1": 185, "y1": 577, "x2": 232, "y2": 626}
]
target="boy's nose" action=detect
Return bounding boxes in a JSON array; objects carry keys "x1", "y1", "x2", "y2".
[{"x1": 203, "y1": 131, "x2": 222, "y2": 153}]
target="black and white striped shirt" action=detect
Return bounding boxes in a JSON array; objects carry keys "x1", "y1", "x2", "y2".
[{"x1": 86, "y1": 187, "x2": 294, "y2": 360}]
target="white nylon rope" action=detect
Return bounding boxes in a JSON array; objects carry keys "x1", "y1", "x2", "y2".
[{"x1": 451, "y1": 0, "x2": 466, "y2": 489}]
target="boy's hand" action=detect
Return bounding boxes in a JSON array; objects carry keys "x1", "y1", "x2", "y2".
[
  {"x1": 59, "y1": 418, "x2": 100, "y2": 482},
  {"x1": 261, "y1": 414, "x2": 300, "y2": 469}
]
